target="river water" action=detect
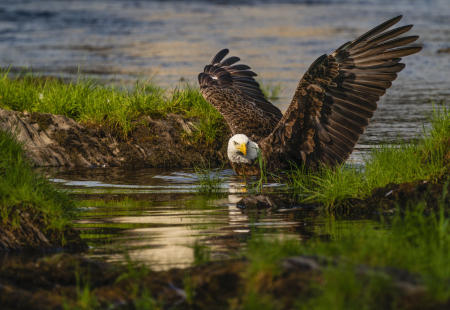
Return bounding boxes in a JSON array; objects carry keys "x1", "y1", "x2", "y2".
[
  {"x1": 1, "y1": 0, "x2": 449, "y2": 269},
  {"x1": 48, "y1": 166, "x2": 376, "y2": 270}
]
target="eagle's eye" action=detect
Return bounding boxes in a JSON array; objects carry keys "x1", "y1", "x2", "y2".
[{"x1": 234, "y1": 141, "x2": 238, "y2": 145}]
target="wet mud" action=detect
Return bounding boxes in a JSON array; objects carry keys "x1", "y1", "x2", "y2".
[{"x1": 0, "y1": 109, "x2": 228, "y2": 168}]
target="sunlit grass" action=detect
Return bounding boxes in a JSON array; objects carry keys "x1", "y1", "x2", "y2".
[
  {"x1": 259, "y1": 80, "x2": 282, "y2": 101},
  {"x1": 0, "y1": 129, "x2": 74, "y2": 234},
  {"x1": 194, "y1": 165, "x2": 225, "y2": 194},
  {"x1": 0, "y1": 70, "x2": 226, "y2": 144},
  {"x1": 288, "y1": 105, "x2": 449, "y2": 207}
]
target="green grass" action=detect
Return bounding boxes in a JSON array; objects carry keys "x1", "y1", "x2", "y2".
[
  {"x1": 299, "y1": 197, "x2": 449, "y2": 308},
  {"x1": 0, "y1": 70, "x2": 226, "y2": 144},
  {"x1": 243, "y1": 194, "x2": 449, "y2": 308},
  {"x1": 297, "y1": 266, "x2": 396, "y2": 310},
  {"x1": 288, "y1": 105, "x2": 449, "y2": 207},
  {"x1": 259, "y1": 80, "x2": 282, "y2": 102},
  {"x1": 192, "y1": 240, "x2": 211, "y2": 265},
  {"x1": 0, "y1": 129, "x2": 74, "y2": 234},
  {"x1": 194, "y1": 165, "x2": 225, "y2": 194}
]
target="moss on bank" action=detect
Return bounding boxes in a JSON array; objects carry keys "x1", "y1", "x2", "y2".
[{"x1": 0, "y1": 130, "x2": 83, "y2": 250}]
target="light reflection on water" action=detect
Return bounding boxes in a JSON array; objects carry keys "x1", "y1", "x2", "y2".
[{"x1": 46, "y1": 167, "x2": 320, "y2": 270}]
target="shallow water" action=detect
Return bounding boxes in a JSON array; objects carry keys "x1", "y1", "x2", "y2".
[
  {"x1": 43, "y1": 166, "x2": 373, "y2": 270},
  {"x1": 1, "y1": 1, "x2": 449, "y2": 269}
]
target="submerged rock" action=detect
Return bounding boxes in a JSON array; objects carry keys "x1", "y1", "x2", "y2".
[
  {"x1": 437, "y1": 47, "x2": 450, "y2": 54},
  {"x1": 0, "y1": 109, "x2": 228, "y2": 168},
  {"x1": 236, "y1": 195, "x2": 278, "y2": 210}
]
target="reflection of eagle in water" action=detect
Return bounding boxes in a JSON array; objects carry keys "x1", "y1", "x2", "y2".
[{"x1": 198, "y1": 16, "x2": 421, "y2": 175}]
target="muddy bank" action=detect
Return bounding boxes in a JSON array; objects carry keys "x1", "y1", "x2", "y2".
[
  {"x1": 0, "y1": 204, "x2": 85, "y2": 252},
  {"x1": 0, "y1": 253, "x2": 445, "y2": 310},
  {"x1": 237, "y1": 176, "x2": 449, "y2": 216},
  {"x1": 0, "y1": 108, "x2": 228, "y2": 168},
  {"x1": 334, "y1": 177, "x2": 449, "y2": 216}
]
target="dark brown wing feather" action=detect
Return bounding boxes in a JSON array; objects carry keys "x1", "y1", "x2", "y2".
[
  {"x1": 259, "y1": 15, "x2": 421, "y2": 170},
  {"x1": 198, "y1": 49, "x2": 282, "y2": 142}
]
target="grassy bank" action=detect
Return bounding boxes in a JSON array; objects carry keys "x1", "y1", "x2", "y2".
[
  {"x1": 0, "y1": 129, "x2": 78, "y2": 249},
  {"x1": 289, "y1": 105, "x2": 449, "y2": 208},
  {"x1": 0, "y1": 70, "x2": 225, "y2": 144},
  {"x1": 242, "y1": 195, "x2": 449, "y2": 309}
]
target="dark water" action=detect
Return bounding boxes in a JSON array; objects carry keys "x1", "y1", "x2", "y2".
[{"x1": 1, "y1": 1, "x2": 449, "y2": 269}]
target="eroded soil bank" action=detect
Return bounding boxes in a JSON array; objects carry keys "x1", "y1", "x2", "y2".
[
  {"x1": 1, "y1": 253, "x2": 447, "y2": 310},
  {"x1": 237, "y1": 176, "x2": 449, "y2": 216},
  {"x1": 0, "y1": 108, "x2": 228, "y2": 168}
]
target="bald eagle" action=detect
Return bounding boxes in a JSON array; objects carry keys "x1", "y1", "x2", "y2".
[{"x1": 198, "y1": 16, "x2": 421, "y2": 175}]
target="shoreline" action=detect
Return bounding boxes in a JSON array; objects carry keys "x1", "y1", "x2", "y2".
[{"x1": 0, "y1": 108, "x2": 229, "y2": 168}]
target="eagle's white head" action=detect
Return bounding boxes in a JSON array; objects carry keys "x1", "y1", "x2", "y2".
[{"x1": 227, "y1": 134, "x2": 259, "y2": 164}]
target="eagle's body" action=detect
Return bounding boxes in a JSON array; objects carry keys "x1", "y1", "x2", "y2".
[{"x1": 198, "y1": 16, "x2": 421, "y2": 175}]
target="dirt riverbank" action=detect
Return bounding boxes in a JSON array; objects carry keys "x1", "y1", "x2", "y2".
[{"x1": 0, "y1": 108, "x2": 229, "y2": 168}]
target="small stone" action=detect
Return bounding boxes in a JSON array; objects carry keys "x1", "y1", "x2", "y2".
[{"x1": 236, "y1": 195, "x2": 276, "y2": 210}]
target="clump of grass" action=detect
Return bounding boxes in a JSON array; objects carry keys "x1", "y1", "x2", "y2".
[
  {"x1": 115, "y1": 257, "x2": 160, "y2": 310},
  {"x1": 241, "y1": 291, "x2": 278, "y2": 310},
  {"x1": 0, "y1": 70, "x2": 225, "y2": 143},
  {"x1": 246, "y1": 236, "x2": 302, "y2": 279},
  {"x1": 298, "y1": 266, "x2": 396, "y2": 310},
  {"x1": 259, "y1": 81, "x2": 282, "y2": 101},
  {"x1": 192, "y1": 240, "x2": 211, "y2": 265},
  {"x1": 183, "y1": 273, "x2": 196, "y2": 306},
  {"x1": 194, "y1": 165, "x2": 224, "y2": 194},
  {"x1": 0, "y1": 129, "x2": 74, "y2": 234},
  {"x1": 68, "y1": 282, "x2": 100, "y2": 310},
  {"x1": 289, "y1": 105, "x2": 449, "y2": 207}
]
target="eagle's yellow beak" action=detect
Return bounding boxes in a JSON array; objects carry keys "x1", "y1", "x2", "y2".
[{"x1": 236, "y1": 143, "x2": 247, "y2": 156}]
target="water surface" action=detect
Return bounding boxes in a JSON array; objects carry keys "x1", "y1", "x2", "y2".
[{"x1": 47, "y1": 167, "x2": 371, "y2": 270}]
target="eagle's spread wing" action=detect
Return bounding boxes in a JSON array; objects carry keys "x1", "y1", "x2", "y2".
[
  {"x1": 198, "y1": 49, "x2": 282, "y2": 142},
  {"x1": 259, "y1": 15, "x2": 421, "y2": 169}
]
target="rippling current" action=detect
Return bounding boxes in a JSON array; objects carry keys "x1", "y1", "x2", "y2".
[{"x1": 1, "y1": 0, "x2": 449, "y2": 269}]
